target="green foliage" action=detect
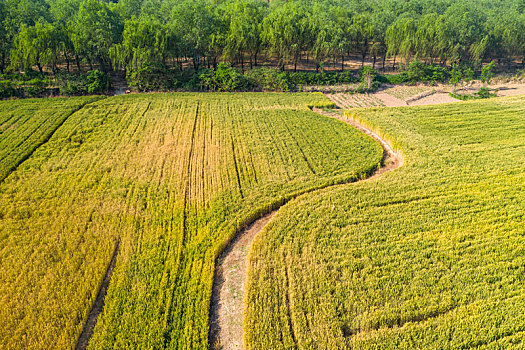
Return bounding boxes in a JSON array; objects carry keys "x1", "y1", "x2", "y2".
[
  {"x1": 0, "y1": 73, "x2": 49, "y2": 98},
  {"x1": 110, "y1": 17, "x2": 170, "y2": 71},
  {"x1": 86, "y1": 70, "x2": 109, "y2": 94},
  {"x1": 359, "y1": 65, "x2": 378, "y2": 91},
  {"x1": 23, "y1": 78, "x2": 47, "y2": 97},
  {"x1": 379, "y1": 73, "x2": 408, "y2": 84},
  {"x1": 245, "y1": 67, "x2": 291, "y2": 92},
  {"x1": 285, "y1": 70, "x2": 359, "y2": 86},
  {"x1": 199, "y1": 63, "x2": 254, "y2": 92},
  {"x1": 0, "y1": 80, "x2": 16, "y2": 98},
  {"x1": 378, "y1": 62, "x2": 450, "y2": 85},
  {"x1": 70, "y1": 0, "x2": 123, "y2": 71},
  {"x1": 449, "y1": 64, "x2": 464, "y2": 88},
  {"x1": 481, "y1": 61, "x2": 495, "y2": 85},
  {"x1": 0, "y1": 0, "x2": 524, "y2": 82},
  {"x1": 450, "y1": 87, "x2": 497, "y2": 100},
  {"x1": 56, "y1": 72, "x2": 88, "y2": 95},
  {"x1": 126, "y1": 64, "x2": 175, "y2": 92}
]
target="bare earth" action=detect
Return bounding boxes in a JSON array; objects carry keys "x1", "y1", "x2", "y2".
[
  {"x1": 328, "y1": 82, "x2": 525, "y2": 108},
  {"x1": 374, "y1": 92, "x2": 408, "y2": 107},
  {"x1": 209, "y1": 106, "x2": 403, "y2": 349},
  {"x1": 408, "y1": 92, "x2": 460, "y2": 106},
  {"x1": 209, "y1": 213, "x2": 276, "y2": 350}
]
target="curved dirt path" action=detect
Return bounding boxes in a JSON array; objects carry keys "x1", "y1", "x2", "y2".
[{"x1": 209, "y1": 106, "x2": 403, "y2": 349}]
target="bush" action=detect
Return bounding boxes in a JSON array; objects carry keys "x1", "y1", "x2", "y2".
[
  {"x1": 246, "y1": 67, "x2": 291, "y2": 92},
  {"x1": 127, "y1": 64, "x2": 175, "y2": 92},
  {"x1": 200, "y1": 63, "x2": 254, "y2": 92},
  {"x1": 381, "y1": 73, "x2": 409, "y2": 84},
  {"x1": 357, "y1": 66, "x2": 380, "y2": 92},
  {"x1": 86, "y1": 70, "x2": 110, "y2": 94},
  {"x1": 0, "y1": 80, "x2": 16, "y2": 98},
  {"x1": 0, "y1": 73, "x2": 48, "y2": 98},
  {"x1": 450, "y1": 87, "x2": 496, "y2": 100},
  {"x1": 23, "y1": 79, "x2": 48, "y2": 97},
  {"x1": 284, "y1": 70, "x2": 359, "y2": 87},
  {"x1": 56, "y1": 73, "x2": 88, "y2": 96},
  {"x1": 475, "y1": 87, "x2": 496, "y2": 98},
  {"x1": 403, "y1": 61, "x2": 450, "y2": 84}
]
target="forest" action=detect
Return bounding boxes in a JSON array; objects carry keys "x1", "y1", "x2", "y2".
[{"x1": 1, "y1": 0, "x2": 524, "y2": 79}]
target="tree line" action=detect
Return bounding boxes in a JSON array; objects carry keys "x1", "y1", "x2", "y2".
[{"x1": 1, "y1": 0, "x2": 524, "y2": 76}]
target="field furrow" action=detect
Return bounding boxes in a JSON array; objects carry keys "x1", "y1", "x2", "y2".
[
  {"x1": 0, "y1": 93, "x2": 382, "y2": 349},
  {"x1": 245, "y1": 95, "x2": 525, "y2": 349}
]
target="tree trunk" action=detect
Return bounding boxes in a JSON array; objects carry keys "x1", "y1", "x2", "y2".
[
  {"x1": 97, "y1": 57, "x2": 106, "y2": 72},
  {"x1": 373, "y1": 55, "x2": 376, "y2": 69},
  {"x1": 75, "y1": 55, "x2": 81, "y2": 71},
  {"x1": 392, "y1": 55, "x2": 396, "y2": 70},
  {"x1": 192, "y1": 54, "x2": 198, "y2": 71},
  {"x1": 382, "y1": 55, "x2": 386, "y2": 71},
  {"x1": 0, "y1": 52, "x2": 4, "y2": 74},
  {"x1": 361, "y1": 40, "x2": 368, "y2": 66},
  {"x1": 341, "y1": 55, "x2": 344, "y2": 71},
  {"x1": 36, "y1": 60, "x2": 43, "y2": 74},
  {"x1": 240, "y1": 55, "x2": 244, "y2": 73}
]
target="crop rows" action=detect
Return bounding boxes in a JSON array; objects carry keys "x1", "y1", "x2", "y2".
[
  {"x1": 327, "y1": 93, "x2": 385, "y2": 109},
  {"x1": 0, "y1": 93, "x2": 382, "y2": 349},
  {"x1": 0, "y1": 96, "x2": 101, "y2": 182},
  {"x1": 383, "y1": 86, "x2": 434, "y2": 101},
  {"x1": 245, "y1": 95, "x2": 525, "y2": 349}
]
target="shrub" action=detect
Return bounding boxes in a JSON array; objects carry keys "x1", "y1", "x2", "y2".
[
  {"x1": 358, "y1": 66, "x2": 380, "y2": 92},
  {"x1": 86, "y1": 70, "x2": 110, "y2": 94},
  {"x1": 56, "y1": 73, "x2": 88, "y2": 96},
  {"x1": 0, "y1": 80, "x2": 16, "y2": 98},
  {"x1": 284, "y1": 70, "x2": 359, "y2": 87},
  {"x1": 127, "y1": 64, "x2": 175, "y2": 92},
  {"x1": 200, "y1": 63, "x2": 254, "y2": 92},
  {"x1": 246, "y1": 67, "x2": 291, "y2": 92},
  {"x1": 23, "y1": 79, "x2": 48, "y2": 97},
  {"x1": 403, "y1": 61, "x2": 450, "y2": 84},
  {"x1": 481, "y1": 61, "x2": 495, "y2": 85},
  {"x1": 475, "y1": 87, "x2": 496, "y2": 98},
  {"x1": 450, "y1": 87, "x2": 496, "y2": 100},
  {"x1": 380, "y1": 73, "x2": 408, "y2": 85}
]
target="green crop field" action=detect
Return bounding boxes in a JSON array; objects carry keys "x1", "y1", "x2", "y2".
[
  {"x1": 0, "y1": 96, "x2": 101, "y2": 182},
  {"x1": 245, "y1": 95, "x2": 525, "y2": 349},
  {"x1": 0, "y1": 93, "x2": 382, "y2": 349}
]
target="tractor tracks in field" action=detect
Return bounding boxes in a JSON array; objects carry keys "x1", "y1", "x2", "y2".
[
  {"x1": 76, "y1": 241, "x2": 119, "y2": 350},
  {"x1": 0, "y1": 98, "x2": 104, "y2": 184},
  {"x1": 209, "y1": 106, "x2": 403, "y2": 349}
]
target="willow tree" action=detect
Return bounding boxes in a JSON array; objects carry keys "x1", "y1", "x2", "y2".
[
  {"x1": 262, "y1": 1, "x2": 312, "y2": 71},
  {"x1": 70, "y1": 0, "x2": 123, "y2": 71},
  {"x1": 386, "y1": 17, "x2": 417, "y2": 68},
  {"x1": 10, "y1": 21, "x2": 61, "y2": 73},
  {"x1": 221, "y1": 0, "x2": 268, "y2": 70},
  {"x1": 350, "y1": 12, "x2": 374, "y2": 66},
  {"x1": 110, "y1": 17, "x2": 170, "y2": 71},
  {"x1": 170, "y1": 0, "x2": 218, "y2": 70}
]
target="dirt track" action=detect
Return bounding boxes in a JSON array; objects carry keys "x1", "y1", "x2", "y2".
[{"x1": 209, "y1": 106, "x2": 403, "y2": 349}]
